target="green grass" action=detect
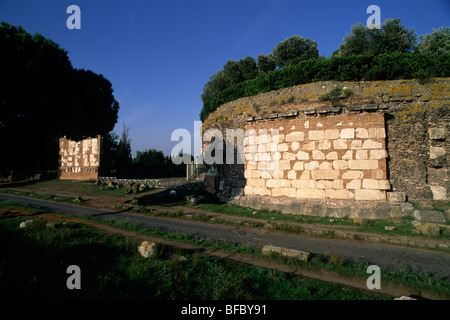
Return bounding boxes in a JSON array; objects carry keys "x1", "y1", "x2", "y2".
[
  {"x1": 1, "y1": 199, "x2": 449, "y2": 299},
  {"x1": 0, "y1": 214, "x2": 390, "y2": 300},
  {"x1": 1, "y1": 179, "x2": 129, "y2": 197}
]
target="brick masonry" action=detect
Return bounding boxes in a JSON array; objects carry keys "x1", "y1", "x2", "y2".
[
  {"x1": 244, "y1": 113, "x2": 389, "y2": 201},
  {"x1": 59, "y1": 135, "x2": 102, "y2": 180}
]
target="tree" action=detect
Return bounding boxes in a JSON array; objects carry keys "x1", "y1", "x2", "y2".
[
  {"x1": 416, "y1": 27, "x2": 450, "y2": 56},
  {"x1": 0, "y1": 22, "x2": 119, "y2": 177},
  {"x1": 336, "y1": 19, "x2": 417, "y2": 57},
  {"x1": 114, "y1": 123, "x2": 132, "y2": 176},
  {"x1": 272, "y1": 35, "x2": 319, "y2": 68},
  {"x1": 257, "y1": 53, "x2": 276, "y2": 74}
]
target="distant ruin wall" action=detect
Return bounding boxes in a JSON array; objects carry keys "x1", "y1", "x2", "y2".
[
  {"x1": 202, "y1": 78, "x2": 449, "y2": 216},
  {"x1": 58, "y1": 135, "x2": 102, "y2": 180}
]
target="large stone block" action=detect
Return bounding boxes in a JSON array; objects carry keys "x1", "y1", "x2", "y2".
[
  {"x1": 413, "y1": 210, "x2": 446, "y2": 224},
  {"x1": 311, "y1": 170, "x2": 340, "y2": 180},
  {"x1": 362, "y1": 179, "x2": 379, "y2": 190},
  {"x1": 429, "y1": 146, "x2": 446, "y2": 159},
  {"x1": 333, "y1": 160, "x2": 349, "y2": 170},
  {"x1": 325, "y1": 129, "x2": 340, "y2": 139},
  {"x1": 286, "y1": 131, "x2": 305, "y2": 142},
  {"x1": 340, "y1": 128, "x2": 355, "y2": 139},
  {"x1": 304, "y1": 161, "x2": 319, "y2": 170},
  {"x1": 387, "y1": 192, "x2": 406, "y2": 202},
  {"x1": 429, "y1": 185, "x2": 447, "y2": 200},
  {"x1": 262, "y1": 245, "x2": 310, "y2": 261},
  {"x1": 348, "y1": 160, "x2": 379, "y2": 170},
  {"x1": 370, "y1": 150, "x2": 388, "y2": 160},
  {"x1": 296, "y1": 151, "x2": 310, "y2": 160},
  {"x1": 309, "y1": 130, "x2": 324, "y2": 140},
  {"x1": 312, "y1": 150, "x2": 326, "y2": 160},
  {"x1": 333, "y1": 139, "x2": 348, "y2": 149},
  {"x1": 356, "y1": 128, "x2": 369, "y2": 139},
  {"x1": 292, "y1": 179, "x2": 316, "y2": 189},
  {"x1": 362, "y1": 139, "x2": 383, "y2": 149},
  {"x1": 326, "y1": 189, "x2": 354, "y2": 199},
  {"x1": 345, "y1": 179, "x2": 361, "y2": 189},
  {"x1": 296, "y1": 188, "x2": 325, "y2": 199},
  {"x1": 428, "y1": 127, "x2": 446, "y2": 140},
  {"x1": 354, "y1": 189, "x2": 386, "y2": 200}
]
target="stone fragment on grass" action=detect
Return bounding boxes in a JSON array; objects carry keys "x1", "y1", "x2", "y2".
[
  {"x1": 19, "y1": 220, "x2": 34, "y2": 228},
  {"x1": 413, "y1": 210, "x2": 446, "y2": 224},
  {"x1": 262, "y1": 245, "x2": 310, "y2": 261},
  {"x1": 138, "y1": 241, "x2": 158, "y2": 258}
]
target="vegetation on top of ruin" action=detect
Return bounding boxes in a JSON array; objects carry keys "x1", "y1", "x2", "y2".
[{"x1": 200, "y1": 21, "x2": 450, "y2": 121}]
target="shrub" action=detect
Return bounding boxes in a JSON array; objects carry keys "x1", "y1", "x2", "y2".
[{"x1": 199, "y1": 53, "x2": 450, "y2": 121}]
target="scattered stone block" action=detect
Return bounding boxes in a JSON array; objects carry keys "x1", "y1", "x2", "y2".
[
  {"x1": 262, "y1": 245, "x2": 310, "y2": 261},
  {"x1": 419, "y1": 223, "x2": 441, "y2": 237},
  {"x1": 429, "y1": 185, "x2": 447, "y2": 200},
  {"x1": 19, "y1": 220, "x2": 34, "y2": 228},
  {"x1": 428, "y1": 128, "x2": 446, "y2": 140},
  {"x1": 413, "y1": 210, "x2": 446, "y2": 224},
  {"x1": 429, "y1": 146, "x2": 446, "y2": 160},
  {"x1": 138, "y1": 241, "x2": 158, "y2": 258},
  {"x1": 387, "y1": 192, "x2": 406, "y2": 203}
]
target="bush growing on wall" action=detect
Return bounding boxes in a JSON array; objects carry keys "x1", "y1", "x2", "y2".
[{"x1": 199, "y1": 52, "x2": 450, "y2": 121}]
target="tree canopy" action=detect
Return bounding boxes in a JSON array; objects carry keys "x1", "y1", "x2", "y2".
[
  {"x1": 272, "y1": 35, "x2": 319, "y2": 67},
  {"x1": 335, "y1": 19, "x2": 417, "y2": 56},
  {"x1": 416, "y1": 27, "x2": 450, "y2": 56},
  {"x1": 0, "y1": 22, "x2": 119, "y2": 176}
]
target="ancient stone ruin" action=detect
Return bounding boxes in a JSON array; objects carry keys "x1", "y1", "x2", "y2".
[
  {"x1": 58, "y1": 135, "x2": 103, "y2": 180},
  {"x1": 202, "y1": 78, "x2": 449, "y2": 219}
]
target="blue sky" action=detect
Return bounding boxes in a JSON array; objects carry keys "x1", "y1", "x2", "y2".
[{"x1": 1, "y1": 0, "x2": 449, "y2": 157}]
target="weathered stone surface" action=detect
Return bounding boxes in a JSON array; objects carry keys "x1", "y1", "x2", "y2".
[
  {"x1": 19, "y1": 220, "x2": 34, "y2": 228},
  {"x1": 296, "y1": 151, "x2": 310, "y2": 160},
  {"x1": 362, "y1": 139, "x2": 383, "y2": 149},
  {"x1": 324, "y1": 129, "x2": 340, "y2": 139},
  {"x1": 419, "y1": 223, "x2": 441, "y2": 237},
  {"x1": 429, "y1": 185, "x2": 447, "y2": 200},
  {"x1": 296, "y1": 188, "x2": 325, "y2": 199},
  {"x1": 413, "y1": 210, "x2": 446, "y2": 224},
  {"x1": 340, "y1": 128, "x2": 355, "y2": 139},
  {"x1": 428, "y1": 127, "x2": 446, "y2": 140},
  {"x1": 333, "y1": 139, "x2": 348, "y2": 149},
  {"x1": 286, "y1": 131, "x2": 305, "y2": 142},
  {"x1": 342, "y1": 171, "x2": 363, "y2": 180},
  {"x1": 348, "y1": 160, "x2": 379, "y2": 170},
  {"x1": 311, "y1": 170, "x2": 340, "y2": 180},
  {"x1": 308, "y1": 130, "x2": 324, "y2": 140},
  {"x1": 262, "y1": 245, "x2": 310, "y2": 261},
  {"x1": 387, "y1": 192, "x2": 406, "y2": 202},
  {"x1": 138, "y1": 241, "x2": 158, "y2": 258},
  {"x1": 354, "y1": 189, "x2": 386, "y2": 200},
  {"x1": 429, "y1": 146, "x2": 446, "y2": 160}
]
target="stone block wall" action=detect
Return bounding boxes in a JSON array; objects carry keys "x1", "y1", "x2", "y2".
[
  {"x1": 244, "y1": 113, "x2": 389, "y2": 201},
  {"x1": 59, "y1": 135, "x2": 102, "y2": 180},
  {"x1": 202, "y1": 78, "x2": 449, "y2": 214}
]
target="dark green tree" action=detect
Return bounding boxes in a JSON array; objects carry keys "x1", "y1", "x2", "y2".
[
  {"x1": 416, "y1": 27, "x2": 450, "y2": 56},
  {"x1": 115, "y1": 123, "x2": 132, "y2": 176},
  {"x1": 272, "y1": 35, "x2": 319, "y2": 68},
  {"x1": 336, "y1": 19, "x2": 417, "y2": 57},
  {"x1": 0, "y1": 22, "x2": 119, "y2": 177},
  {"x1": 257, "y1": 53, "x2": 276, "y2": 74}
]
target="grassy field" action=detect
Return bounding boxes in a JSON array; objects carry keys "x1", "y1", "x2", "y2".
[{"x1": 0, "y1": 212, "x2": 390, "y2": 300}]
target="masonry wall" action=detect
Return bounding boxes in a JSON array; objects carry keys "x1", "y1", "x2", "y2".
[
  {"x1": 202, "y1": 78, "x2": 449, "y2": 210},
  {"x1": 244, "y1": 113, "x2": 389, "y2": 201},
  {"x1": 59, "y1": 135, "x2": 102, "y2": 180}
]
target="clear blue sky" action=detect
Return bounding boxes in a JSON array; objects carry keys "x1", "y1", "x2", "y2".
[{"x1": 1, "y1": 0, "x2": 449, "y2": 157}]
